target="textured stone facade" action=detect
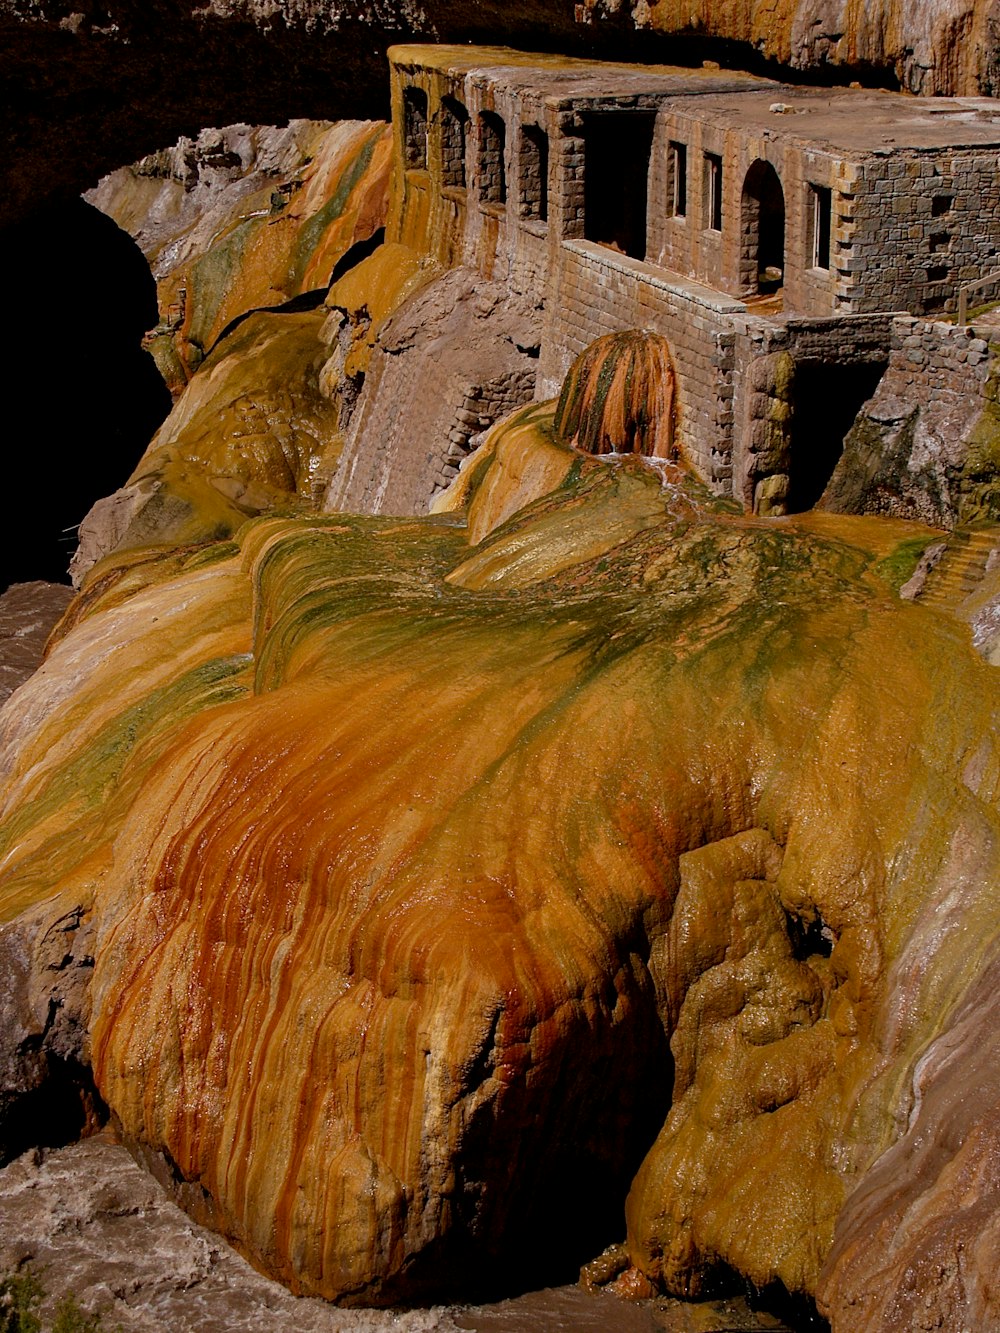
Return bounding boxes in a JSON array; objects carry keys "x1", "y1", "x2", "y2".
[{"x1": 388, "y1": 45, "x2": 1000, "y2": 515}]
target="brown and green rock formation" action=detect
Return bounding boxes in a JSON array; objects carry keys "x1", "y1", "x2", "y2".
[
  {"x1": 2, "y1": 394, "x2": 999, "y2": 1325},
  {"x1": 579, "y1": 0, "x2": 1000, "y2": 95},
  {"x1": 89, "y1": 119, "x2": 391, "y2": 395}
]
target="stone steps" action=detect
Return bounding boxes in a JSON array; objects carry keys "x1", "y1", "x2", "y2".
[{"x1": 917, "y1": 526, "x2": 1000, "y2": 609}]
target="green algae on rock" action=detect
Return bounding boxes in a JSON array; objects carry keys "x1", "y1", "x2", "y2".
[
  {"x1": 89, "y1": 121, "x2": 392, "y2": 396},
  {"x1": 2, "y1": 423, "x2": 998, "y2": 1319}
]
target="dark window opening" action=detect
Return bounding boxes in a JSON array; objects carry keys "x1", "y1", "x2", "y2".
[
  {"x1": 583, "y1": 110, "x2": 656, "y2": 260},
  {"x1": 403, "y1": 86, "x2": 428, "y2": 170},
  {"x1": 809, "y1": 184, "x2": 831, "y2": 269},
  {"x1": 668, "y1": 141, "x2": 687, "y2": 218},
  {"x1": 930, "y1": 231, "x2": 951, "y2": 254},
  {"x1": 479, "y1": 111, "x2": 506, "y2": 207},
  {"x1": 740, "y1": 159, "x2": 784, "y2": 295},
  {"x1": 787, "y1": 360, "x2": 887, "y2": 513},
  {"x1": 520, "y1": 123, "x2": 548, "y2": 223},
  {"x1": 705, "y1": 152, "x2": 723, "y2": 232},
  {"x1": 928, "y1": 265, "x2": 950, "y2": 283},
  {"x1": 440, "y1": 96, "x2": 468, "y2": 189},
  {"x1": 932, "y1": 194, "x2": 954, "y2": 217}
]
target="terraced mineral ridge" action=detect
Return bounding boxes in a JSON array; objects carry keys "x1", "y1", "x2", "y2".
[{"x1": 1, "y1": 400, "x2": 998, "y2": 1328}]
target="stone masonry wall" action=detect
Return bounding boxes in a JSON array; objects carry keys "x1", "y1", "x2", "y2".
[
  {"x1": 849, "y1": 151, "x2": 1000, "y2": 316},
  {"x1": 822, "y1": 315, "x2": 1000, "y2": 525},
  {"x1": 541, "y1": 239, "x2": 744, "y2": 490},
  {"x1": 647, "y1": 105, "x2": 875, "y2": 318},
  {"x1": 731, "y1": 314, "x2": 894, "y2": 511},
  {"x1": 326, "y1": 266, "x2": 541, "y2": 516}
]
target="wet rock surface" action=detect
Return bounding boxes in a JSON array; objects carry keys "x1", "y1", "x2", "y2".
[
  {"x1": 0, "y1": 1139, "x2": 796, "y2": 1331},
  {"x1": 0, "y1": 583, "x2": 72, "y2": 705}
]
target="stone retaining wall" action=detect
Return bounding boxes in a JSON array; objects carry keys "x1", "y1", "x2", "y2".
[{"x1": 541, "y1": 240, "x2": 744, "y2": 489}]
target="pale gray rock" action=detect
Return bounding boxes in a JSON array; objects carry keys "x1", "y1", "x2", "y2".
[{"x1": 0, "y1": 1137, "x2": 466, "y2": 1332}]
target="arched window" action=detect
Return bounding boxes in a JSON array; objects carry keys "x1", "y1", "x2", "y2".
[
  {"x1": 479, "y1": 111, "x2": 506, "y2": 206},
  {"x1": 403, "y1": 86, "x2": 428, "y2": 170},
  {"x1": 520, "y1": 124, "x2": 548, "y2": 222},
  {"x1": 740, "y1": 160, "x2": 785, "y2": 295},
  {"x1": 440, "y1": 96, "x2": 469, "y2": 189}
]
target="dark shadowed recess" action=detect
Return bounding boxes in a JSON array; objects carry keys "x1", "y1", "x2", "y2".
[
  {"x1": 789, "y1": 360, "x2": 888, "y2": 514},
  {"x1": 2, "y1": 198, "x2": 172, "y2": 590},
  {"x1": 0, "y1": 2, "x2": 904, "y2": 238}
]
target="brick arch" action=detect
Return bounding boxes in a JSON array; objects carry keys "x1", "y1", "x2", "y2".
[{"x1": 740, "y1": 159, "x2": 785, "y2": 297}]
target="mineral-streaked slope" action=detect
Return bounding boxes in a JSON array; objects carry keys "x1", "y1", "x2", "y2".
[
  {"x1": 580, "y1": 0, "x2": 1000, "y2": 95},
  {"x1": 88, "y1": 120, "x2": 391, "y2": 395},
  {"x1": 3, "y1": 403, "x2": 999, "y2": 1323}
]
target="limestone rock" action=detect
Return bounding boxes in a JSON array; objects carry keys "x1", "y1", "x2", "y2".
[
  {"x1": 578, "y1": 0, "x2": 1000, "y2": 95},
  {"x1": 0, "y1": 1137, "x2": 463, "y2": 1332},
  {"x1": 88, "y1": 120, "x2": 392, "y2": 395},
  {"x1": 4, "y1": 426, "x2": 1000, "y2": 1319},
  {"x1": 71, "y1": 308, "x2": 342, "y2": 581},
  {"x1": 553, "y1": 332, "x2": 677, "y2": 460}
]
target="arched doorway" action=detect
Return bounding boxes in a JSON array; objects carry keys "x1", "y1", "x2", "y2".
[{"x1": 741, "y1": 160, "x2": 785, "y2": 297}]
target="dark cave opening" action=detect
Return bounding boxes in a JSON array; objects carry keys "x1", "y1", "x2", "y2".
[
  {"x1": 0, "y1": 1054, "x2": 109, "y2": 1170},
  {"x1": 3, "y1": 198, "x2": 172, "y2": 591},
  {"x1": 787, "y1": 360, "x2": 888, "y2": 514}
]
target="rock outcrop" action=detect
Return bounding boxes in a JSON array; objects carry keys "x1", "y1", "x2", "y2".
[
  {"x1": 88, "y1": 120, "x2": 392, "y2": 395},
  {"x1": 579, "y1": 0, "x2": 1000, "y2": 95},
  {"x1": 0, "y1": 584, "x2": 73, "y2": 705},
  {"x1": 0, "y1": 1137, "x2": 465, "y2": 1332},
  {"x1": 3, "y1": 397, "x2": 1000, "y2": 1323}
]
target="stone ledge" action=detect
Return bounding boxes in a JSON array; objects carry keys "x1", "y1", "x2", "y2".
[{"x1": 562, "y1": 240, "x2": 748, "y2": 314}]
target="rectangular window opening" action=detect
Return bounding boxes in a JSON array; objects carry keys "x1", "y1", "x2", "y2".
[
  {"x1": 669, "y1": 141, "x2": 687, "y2": 219},
  {"x1": 810, "y1": 184, "x2": 832, "y2": 269},
  {"x1": 582, "y1": 110, "x2": 656, "y2": 260},
  {"x1": 704, "y1": 152, "x2": 723, "y2": 232}
]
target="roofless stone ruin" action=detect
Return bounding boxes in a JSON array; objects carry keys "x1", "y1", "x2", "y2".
[{"x1": 4, "y1": 17, "x2": 1000, "y2": 1333}]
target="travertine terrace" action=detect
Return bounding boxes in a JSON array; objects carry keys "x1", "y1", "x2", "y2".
[{"x1": 7, "y1": 25, "x2": 1000, "y2": 1333}]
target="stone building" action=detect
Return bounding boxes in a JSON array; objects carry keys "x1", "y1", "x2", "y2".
[{"x1": 386, "y1": 45, "x2": 1000, "y2": 515}]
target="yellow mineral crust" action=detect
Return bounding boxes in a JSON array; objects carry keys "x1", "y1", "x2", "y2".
[
  {"x1": 583, "y1": 0, "x2": 997, "y2": 95},
  {"x1": 163, "y1": 121, "x2": 391, "y2": 381},
  {"x1": 3, "y1": 445, "x2": 999, "y2": 1308}
]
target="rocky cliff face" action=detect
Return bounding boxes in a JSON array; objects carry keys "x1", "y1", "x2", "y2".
[
  {"x1": 3, "y1": 0, "x2": 998, "y2": 241},
  {"x1": 88, "y1": 119, "x2": 391, "y2": 396},
  {"x1": 579, "y1": 0, "x2": 1000, "y2": 95},
  {"x1": 3, "y1": 371, "x2": 1000, "y2": 1325}
]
